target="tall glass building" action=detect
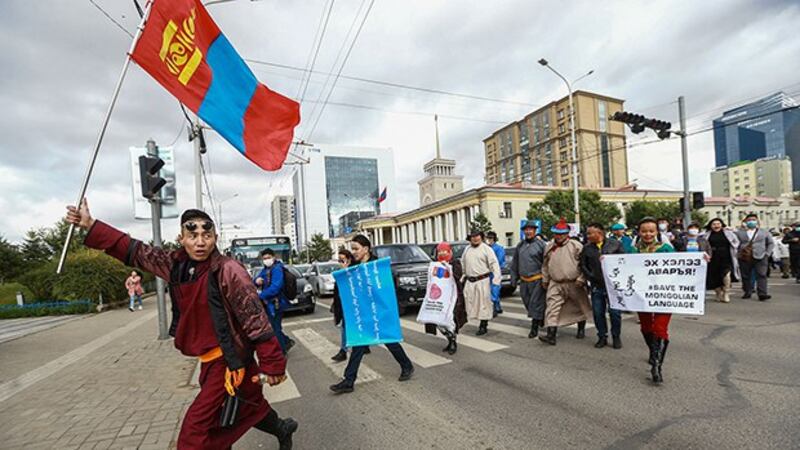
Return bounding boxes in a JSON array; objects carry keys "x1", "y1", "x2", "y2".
[
  {"x1": 713, "y1": 92, "x2": 800, "y2": 190},
  {"x1": 292, "y1": 145, "x2": 396, "y2": 247}
]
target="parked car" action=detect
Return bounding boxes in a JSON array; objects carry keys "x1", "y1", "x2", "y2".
[
  {"x1": 502, "y1": 247, "x2": 518, "y2": 296},
  {"x1": 421, "y1": 240, "x2": 516, "y2": 297},
  {"x1": 293, "y1": 264, "x2": 311, "y2": 279},
  {"x1": 373, "y1": 244, "x2": 432, "y2": 315},
  {"x1": 306, "y1": 261, "x2": 338, "y2": 297}
]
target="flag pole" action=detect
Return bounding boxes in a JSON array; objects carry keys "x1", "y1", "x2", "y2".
[{"x1": 56, "y1": 1, "x2": 154, "y2": 274}]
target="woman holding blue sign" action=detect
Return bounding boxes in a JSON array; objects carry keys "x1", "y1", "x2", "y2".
[
  {"x1": 330, "y1": 235, "x2": 415, "y2": 394},
  {"x1": 632, "y1": 217, "x2": 675, "y2": 384}
]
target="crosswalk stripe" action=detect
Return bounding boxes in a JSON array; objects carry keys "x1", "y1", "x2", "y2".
[
  {"x1": 497, "y1": 311, "x2": 596, "y2": 330},
  {"x1": 382, "y1": 341, "x2": 451, "y2": 368},
  {"x1": 463, "y1": 320, "x2": 529, "y2": 337},
  {"x1": 283, "y1": 317, "x2": 332, "y2": 328},
  {"x1": 399, "y1": 318, "x2": 508, "y2": 353},
  {"x1": 289, "y1": 328, "x2": 381, "y2": 384},
  {"x1": 319, "y1": 300, "x2": 508, "y2": 353},
  {"x1": 264, "y1": 370, "x2": 301, "y2": 404}
]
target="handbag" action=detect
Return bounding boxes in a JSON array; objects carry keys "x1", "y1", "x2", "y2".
[{"x1": 737, "y1": 231, "x2": 756, "y2": 263}]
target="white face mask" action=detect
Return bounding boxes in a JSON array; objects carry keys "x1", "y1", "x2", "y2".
[
  {"x1": 688, "y1": 229, "x2": 699, "y2": 237},
  {"x1": 263, "y1": 258, "x2": 274, "y2": 267},
  {"x1": 658, "y1": 223, "x2": 668, "y2": 232}
]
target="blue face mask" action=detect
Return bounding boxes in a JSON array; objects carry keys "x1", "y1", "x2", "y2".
[
  {"x1": 795, "y1": 227, "x2": 800, "y2": 233},
  {"x1": 746, "y1": 221, "x2": 758, "y2": 229}
]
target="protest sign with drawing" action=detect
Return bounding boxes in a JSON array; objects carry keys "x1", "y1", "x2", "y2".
[
  {"x1": 601, "y1": 253, "x2": 707, "y2": 315},
  {"x1": 416, "y1": 262, "x2": 457, "y2": 332},
  {"x1": 332, "y1": 257, "x2": 404, "y2": 347}
]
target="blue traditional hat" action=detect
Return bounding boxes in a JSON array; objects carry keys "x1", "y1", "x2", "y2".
[
  {"x1": 610, "y1": 223, "x2": 626, "y2": 231},
  {"x1": 551, "y1": 217, "x2": 570, "y2": 234},
  {"x1": 521, "y1": 220, "x2": 538, "y2": 230}
]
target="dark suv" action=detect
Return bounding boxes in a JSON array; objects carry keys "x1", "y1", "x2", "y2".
[{"x1": 374, "y1": 244, "x2": 432, "y2": 315}]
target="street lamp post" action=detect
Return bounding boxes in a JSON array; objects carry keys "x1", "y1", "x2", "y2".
[{"x1": 538, "y1": 58, "x2": 593, "y2": 231}]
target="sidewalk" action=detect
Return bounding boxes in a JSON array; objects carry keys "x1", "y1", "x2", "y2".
[{"x1": 0, "y1": 300, "x2": 197, "y2": 449}]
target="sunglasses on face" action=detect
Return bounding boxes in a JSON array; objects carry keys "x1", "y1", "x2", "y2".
[
  {"x1": 338, "y1": 259, "x2": 347, "y2": 264},
  {"x1": 182, "y1": 220, "x2": 214, "y2": 232}
]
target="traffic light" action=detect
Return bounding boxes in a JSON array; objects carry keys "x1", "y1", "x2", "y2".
[
  {"x1": 610, "y1": 111, "x2": 672, "y2": 139},
  {"x1": 138, "y1": 155, "x2": 166, "y2": 199},
  {"x1": 692, "y1": 191, "x2": 704, "y2": 209}
]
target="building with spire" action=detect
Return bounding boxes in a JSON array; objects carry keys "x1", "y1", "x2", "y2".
[{"x1": 418, "y1": 115, "x2": 464, "y2": 206}]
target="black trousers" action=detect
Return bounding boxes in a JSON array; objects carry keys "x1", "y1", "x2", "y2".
[
  {"x1": 344, "y1": 343, "x2": 412, "y2": 384},
  {"x1": 739, "y1": 257, "x2": 768, "y2": 296}
]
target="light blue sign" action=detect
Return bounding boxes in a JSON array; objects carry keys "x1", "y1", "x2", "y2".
[{"x1": 332, "y1": 257, "x2": 403, "y2": 347}]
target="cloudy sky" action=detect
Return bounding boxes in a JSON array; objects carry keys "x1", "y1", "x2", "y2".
[{"x1": 1, "y1": 0, "x2": 799, "y2": 244}]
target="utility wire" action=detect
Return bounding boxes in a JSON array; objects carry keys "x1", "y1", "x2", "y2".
[
  {"x1": 89, "y1": 0, "x2": 134, "y2": 38},
  {"x1": 306, "y1": 0, "x2": 375, "y2": 141}
]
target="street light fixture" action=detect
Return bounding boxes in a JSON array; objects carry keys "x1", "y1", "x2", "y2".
[{"x1": 538, "y1": 58, "x2": 594, "y2": 230}]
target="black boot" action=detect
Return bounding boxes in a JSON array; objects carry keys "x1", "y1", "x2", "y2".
[
  {"x1": 650, "y1": 338, "x2": 664, "y2": 384},
  {"x1": 576, "y1": 321, "x2": 586, "y2": 339},
  {"x1": 656, "y1": 339, "x2": 669, "y2": 382},
  {"x1": 476, "y1": 320, "x2": 488, "y2": 336},
  {"x1": 539, "y1": 327, "x2": 557, "y2": 345},
  {"x1": 448, "y1": 338, "x2": 457, "y2": 355},
  {"x1": 331, "y1": 350, "x2": 347, "y2": 362},
  {"x1": 612, "y1": 335, "x2": 622, "y2": 349},
  {"x1": 329, "y1": 379, "x2": 354, "y2": 394},
  {"x1": 364, "y1": 347, "x2": 371, "y2": 354},
  {"x1": 528, "y1": 319, "x2": 539, "y2": 339},
  {"x1": 255, "y1": 410, "x2": 299, "y2": 450},
  {"x1": 642, "y1": 332, "x2": 655, "y2": 364},
  {"x1": 594, "y1": 337, "x2": 607, "y2": 348}
]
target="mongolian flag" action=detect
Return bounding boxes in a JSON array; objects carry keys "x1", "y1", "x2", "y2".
[{"x1": 130, "y1": 0, "x2": 300, "y2": 170}]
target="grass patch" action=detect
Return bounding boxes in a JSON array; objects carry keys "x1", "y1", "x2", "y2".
[{"x1": 0, "y1": 283, "x2": 34, "y2": 305}]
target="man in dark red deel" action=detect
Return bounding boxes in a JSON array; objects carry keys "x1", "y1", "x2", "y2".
[{"x1": 66, "y1": 200, "x2": 298, "y2": 449}]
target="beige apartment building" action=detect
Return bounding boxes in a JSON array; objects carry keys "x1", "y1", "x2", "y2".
[
  {"x1": 484, "y1": 91, "x2": 629, "y2": 189},
  {"x1": 710, "y1": 156, "x2": 793, "y2": 198}
]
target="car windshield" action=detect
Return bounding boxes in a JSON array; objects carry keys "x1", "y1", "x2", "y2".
[
  {"x1": 294, "y1": 264, "x2": 310, "y2": 275},
  {"x1": 418, "y1": 243, "x2": 437, "y2": 258},
  {"x1": 451, "y1": 243, "x2": 469, "y2": 258},
  {"x1": 317, "y1": 263, "x2": 339, "y2": 275},
  {"x1": 505, "y1": 247, "x2": 515, "y2": 264},
  {"x1": 375, "y1": 245, "x2": 431, "y2": 264}
]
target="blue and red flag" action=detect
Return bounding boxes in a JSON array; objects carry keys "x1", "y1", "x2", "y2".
[
  {"x1": 378, "y1": 187, "x2": 387, "y2": 203},
  {"x1": 130, "y1": 0, "x2": 300, "y2": 171}
]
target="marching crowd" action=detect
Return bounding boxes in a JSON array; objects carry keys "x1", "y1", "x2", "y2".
[{"x1": 324, "y1": 213, "x2": 800, "y2": 390}]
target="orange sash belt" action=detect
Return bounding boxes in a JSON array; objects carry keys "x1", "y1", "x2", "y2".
[
  {"x1": 198, "y1": 346, "x2": 223, "y2": 363},
  {"x1": 520, "y1": 273, "x2": 543, "y2": 283}
]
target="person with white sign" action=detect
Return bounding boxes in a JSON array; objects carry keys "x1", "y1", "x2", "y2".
[
  {"x1": 420, "y1": 242, "x2": 468, "y2": 355},
  {"x1": 539, "y1": 218, "x2": 590, "y2": 346},
  {"x1": 631, "y1": 217, "x2": 676, "y2": 384}
]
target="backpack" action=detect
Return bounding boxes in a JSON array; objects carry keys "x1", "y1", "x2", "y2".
[{"x1": 281, "y1": 266, "x2": 297, "y2": 300}]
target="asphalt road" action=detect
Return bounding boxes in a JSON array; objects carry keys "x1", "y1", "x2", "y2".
[{"x1": 237, "y1": 278, "x2": 799, "y2": 450}]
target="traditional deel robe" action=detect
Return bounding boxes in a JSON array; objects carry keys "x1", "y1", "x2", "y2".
[
  {"x1": 511, "y1": 237, "x2": 547, "y2": 321},
  {"x1": 460, "y1": 243, "x2": 501, "y2": 321},
  {"x1": 542, "y1": 239, "x2": 591, "y2": 327},
  {"x1": 84, "y1": 221, "x2": 286, "y2": 450}
]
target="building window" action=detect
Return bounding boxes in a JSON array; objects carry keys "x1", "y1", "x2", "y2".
[
  {"x1": 559, "y1": 124, "x2": 566, "y2": 134},
  {"x1": 503, "y1": 202, "x2": 512, "y2": 218},
  {"x1": 561, "y1": 165, "x2": 569, "y2": 176},
  {"x1": 600, "y1": 134, "x2": 611, "y2": 187},
  {"x1": 557, "y1": 109, "x2": 565, "y2": 120},
  {"x1": 560, "y1": 137, "x2": 567, "y2": 148},
  {"x1": 505, "y1": 232, "x2": 514, "y2": 247},
  {"x1": 562, "y1": 179, "x2": 570, "y2": 187},
  {"x1": 560, "y1": 151, "x2": 568, "y2": 161},
  {"x1": 598, "y1": 101, "x2": 608, "y2": 132}
]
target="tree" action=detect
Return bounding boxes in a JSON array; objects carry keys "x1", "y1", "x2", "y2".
[
  {"x1": 469, "y1": 212, "x2": 493, "y2": 234},
  {"x1": 0, "y1": 236, "x2": 25, "y2": 282},
  {"x1": 527, "y1": 190, "x2": 621, "y2": 237},
  {"x1": 304, "y1": 233, "x2": 332, "y2": 262},
  {"x1": 20, "y1": 229, "x2": 52, "y2": 266},
  {"x1": 42, "y1": 219, "x2": 87, "y2": 256},
  {"x1": 624, "y1": 200, "x2": 708, "y2": 228}
]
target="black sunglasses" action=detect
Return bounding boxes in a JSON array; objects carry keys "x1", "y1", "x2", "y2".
[{"x1": 182, "y1": 220, "x2": 214, "y2": 232}]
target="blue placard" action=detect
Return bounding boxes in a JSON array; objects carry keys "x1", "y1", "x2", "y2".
[{"x1": 332, "y1": 257, "x2": 403, "y2": 347}]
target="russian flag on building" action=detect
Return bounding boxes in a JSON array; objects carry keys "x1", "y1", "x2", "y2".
[
  {"x1": 378, "y1": 187, "x2": 387, "y2": 203},
  {"x1": 130, "y1": 0, "x2": 300, "y2": 171}
]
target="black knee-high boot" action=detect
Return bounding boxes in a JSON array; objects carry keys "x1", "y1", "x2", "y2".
[
  {"x1": 528, "y1": 319, "x2": 539, "y2": 338},
  {"x1": 255, "y1": 409, "x2": 299, "y2": 450},
  {"x1": 476, "y1": 320, "x2": 488, "y2": 336},
  {"x1": 576, "y1": 320, "x2": 586, "y2": 339}
]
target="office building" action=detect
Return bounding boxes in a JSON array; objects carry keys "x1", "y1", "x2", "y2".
[
  {"x1": 713, "y1": 92, "x2": 800, "y2": 189},
  {"x1": 358, "y1": 183, "x2": 683, "y2": 247},
  {"x1": 701, "y1": 195, "x2": 800, "y2": 229},
  {"x1": 270, "y1": 195, "x2": 294, "y2": 236},
  {"x1": 710, "y1": 156, "x2": 793, "y2": 198},
  {"x1": 418, "y1": 115, "x2": 464, "y2": 206},
  {"x1": 484, "y1": 91, "x2": 629, "y2": 189},
  {"x1": 293, "y1": 145, "x2": 396, "y2": 246}
]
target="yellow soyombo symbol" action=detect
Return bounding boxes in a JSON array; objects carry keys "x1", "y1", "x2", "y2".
[{"x1": 160, "y1": 8, "x2": 202, "y2": 86}]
